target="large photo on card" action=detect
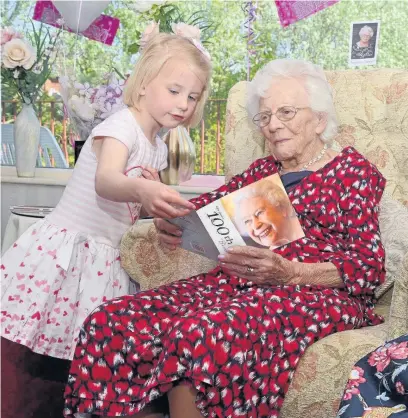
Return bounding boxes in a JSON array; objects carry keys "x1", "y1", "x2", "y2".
[
  {"x1": 169, "y1": 173, "x2": 305, "y2": 260},
  {"x1": 220, "y1": 173, "x2": 304, "y2": 250}
]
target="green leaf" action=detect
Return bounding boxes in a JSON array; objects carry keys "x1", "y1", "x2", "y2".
[{"x1": 128, "y1": 42, "x2": 140, "y2": 54}]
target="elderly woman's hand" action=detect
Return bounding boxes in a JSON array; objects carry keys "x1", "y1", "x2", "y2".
[
  {"x1": 153, "y1": 218, "x2": 183, "y2": 251},
  {"x1": 218, "y1": 246, "x2": 298, "y2": 285}
]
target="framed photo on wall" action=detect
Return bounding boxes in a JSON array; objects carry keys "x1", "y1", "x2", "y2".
[{"x1": 349, "y1": 21, "x2": 380, "y2": 66}]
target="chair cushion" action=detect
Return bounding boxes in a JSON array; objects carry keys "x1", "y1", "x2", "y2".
[
  {"x1": 375, "y1": 194, "x2": 408, "y2": 299},
  {"x1": 120, "y1": 222, "x2": 217, "y2": 291}
]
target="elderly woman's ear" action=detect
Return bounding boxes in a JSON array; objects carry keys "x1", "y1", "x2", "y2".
[{"x1": 315, "y1": 112, "x2": 328, "y2": 136}]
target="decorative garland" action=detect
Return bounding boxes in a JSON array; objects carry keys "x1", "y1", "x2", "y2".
[{"x1": 242, "y1": 1, "x2": 259, "y2": 81}]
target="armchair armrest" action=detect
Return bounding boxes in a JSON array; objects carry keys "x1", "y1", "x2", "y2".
[
  {"x1": 387, "y1": 251, "x2": 408, "y2": 340},
  {"x1": 120, "y1": 223, "x2": 217, "y2": 291}
]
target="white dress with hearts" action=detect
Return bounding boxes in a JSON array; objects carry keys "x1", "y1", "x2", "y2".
[{"x1": 1, "y1": 108, "x2": 168, "y2": 360}]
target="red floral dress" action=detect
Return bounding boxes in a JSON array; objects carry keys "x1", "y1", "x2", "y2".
[{"x1": 63, "y1": 147, "x2": 386, "y2": 418}]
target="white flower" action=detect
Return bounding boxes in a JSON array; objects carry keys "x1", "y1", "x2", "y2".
[
  {"x1": 139, "y1": 21, "x2": 160, "y2": 49},
  {"x1": 2, "y1": 38, "x2": 36, "y2": 69},
  {"x1": 108, "y1": 76, "x2": 125, "y2": 95},
  {"x1": 68, "y1": 95, "x2": 95, "y2": 121},
  {"x1": 100, "y1": 98, "x2": 124, "y2": 119},
  {"x1": 94, "y1": 86, "x2": 107, "y2": 100},
  {"x1": 74, "y1": 82, "x2": 95, "y2": 99},
  {"x1": 131, "y1": 1, "x2": 164, "y2": 13},
  {"x1": 171, "y1": 22, "x2": 201, "y2": 40},
  {"x1": 56, "y1": 18, "x2": 65, "y2": 26},
  {"x1": 13, "y1": 69, "x2": 20, "y2": 78}
]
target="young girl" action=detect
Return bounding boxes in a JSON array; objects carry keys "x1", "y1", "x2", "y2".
[{"x1": 1, "y1": 27, "x2": 212, "y2": 417}]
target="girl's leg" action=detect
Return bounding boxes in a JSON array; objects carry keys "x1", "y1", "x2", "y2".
[{"x1": 167, "y1": 385, "x2": 202, "y2": 418}]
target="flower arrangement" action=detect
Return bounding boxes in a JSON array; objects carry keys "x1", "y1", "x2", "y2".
[
  {"x1": 1, "y1": 22, "x2": 61, "y2": 105},
  {"x1": 60, "y1": 73, "x2": 127, "y2": 141}
]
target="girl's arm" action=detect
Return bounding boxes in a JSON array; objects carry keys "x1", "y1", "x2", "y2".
[{"x1": 94, "y1": 137, "x2": 195, "y2": 218}]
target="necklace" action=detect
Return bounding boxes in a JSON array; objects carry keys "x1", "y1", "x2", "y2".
[{"x1": 279, "y1": 144, "x2": 328, "y2": 174}]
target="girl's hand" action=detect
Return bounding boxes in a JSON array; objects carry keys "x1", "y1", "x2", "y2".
[
  {"x1": 154, "y1": 218, "x2": 183, "y2": 250},
  {"x1": 141, "y1": 166, "x2": 160, "y2": 182},
  {"x1": 139, "y1": 181, "x2": 195, "y2": 219},
  {"x1": 217, "y1": 246, "x2": 298, "y2": 285}
]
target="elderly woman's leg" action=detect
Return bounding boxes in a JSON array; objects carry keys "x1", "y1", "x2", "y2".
[
  {"x1": 168, "y1": 385, "x2": 202, "y2": 418},
  {"x1": 126, "y1": 405, "x2": 164, "y2": 418}
]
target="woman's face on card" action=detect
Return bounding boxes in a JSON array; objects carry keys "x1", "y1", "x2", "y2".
[{"x1": 240, "y1": 195, "x2": 288, "y2": 247}]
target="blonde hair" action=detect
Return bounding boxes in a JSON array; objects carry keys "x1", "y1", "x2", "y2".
[{"x1": 123, "y1": 33, "x2": 212, "y2": 128}]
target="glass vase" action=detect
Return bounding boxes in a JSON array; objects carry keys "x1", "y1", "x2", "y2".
[
  {"x1": 159, "y1": 126, "x2": 196, "y2": 185},
  {"x1": 13, "y1": 103, "x2": 41, "y2": 177}
]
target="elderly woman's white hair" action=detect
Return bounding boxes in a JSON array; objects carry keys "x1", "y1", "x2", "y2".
[
  {"x1": 247, "y1": 59, "x2": 338, "y2": 143},
  {"x1": 359, "y1": 25, "x2": 374, "y2": 37}
]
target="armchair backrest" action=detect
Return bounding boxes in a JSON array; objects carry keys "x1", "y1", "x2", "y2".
[{"x1": 225, "y1": 69, "x2": 408, "y2": 204}]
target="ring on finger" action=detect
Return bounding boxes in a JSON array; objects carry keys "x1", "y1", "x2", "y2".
[{"x1": 246, "y1": 265, "x2": 255, "y2": 273}]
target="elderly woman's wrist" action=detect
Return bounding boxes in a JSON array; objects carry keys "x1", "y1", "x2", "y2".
[{"x1": 286, "y1": 260, "x2": 302, "y2": 285}]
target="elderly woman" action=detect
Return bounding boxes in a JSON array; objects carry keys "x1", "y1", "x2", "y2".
[
  {"x1": 64, "y1": 59, "x2": 386, "y2": 418},
  {"x1": 236, "y1": 179, "x2": 304, "y2": 249},
  {"x1": 352, "y1": 25, "x2": 375, "y2": 59}
]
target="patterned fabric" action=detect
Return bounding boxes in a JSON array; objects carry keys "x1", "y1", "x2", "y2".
[
  {"x1": 336, "y1": 334, "x2": 408, "y2": 418},
  {"x1": 0, "y1": 107, "x2": 167, "y2": 360},
  {"x1": 1, "y1": 220, "x2": 131, "y2": 360},
  {"x1": 64, "y1": 147, "x2": 385, "y2": 417},
  {"x1": 33, "y1": 0, "x2": 120, "y2": 45},
  {"x1": 275, "y1": 1, "x2": 340, "y2": 28}
]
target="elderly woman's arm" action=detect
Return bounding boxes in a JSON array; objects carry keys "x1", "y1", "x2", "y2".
[{"x1": 219, "y1": 247, "x2": 343, "y2": 287}]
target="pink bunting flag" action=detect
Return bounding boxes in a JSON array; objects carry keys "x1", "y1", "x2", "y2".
[
  {"x1": 275, "y1": 0, "x2": 340, "y2": 28},
  {"x1": 33, "y1": 1, "x2": 119, "y2": 45}
]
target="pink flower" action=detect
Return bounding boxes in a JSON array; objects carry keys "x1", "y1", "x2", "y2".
[
  {"x1": 139, "y1": 21, "x2": 159, "y2": 49},
  {"x1": 1, "y1": 27, "x2": 23, "y2": 46},
  {"x1": 343, "y1": 366, "x2": 366, "y2": 400},
  {"x1": 343, "y1": 385, "x2": 360, "y2": 400},
  {"x1": 368, "y1": 346, "x2": 391, "y2": 372},
  {"x1": 349, "y1": 366, "x2": 366, "y2": 384},
  {"x1": 171, "y1": 22, "x2": 201, "y2": 40},
  {"x1": 396, "y1": 381, "x2": 405, "y2": 395},
  {"x1": 388, "y1": 341, "x2": 408, "y2": 360},
  {"x1": 368, "y1": 342, "x2": 408, "y2": 373}
]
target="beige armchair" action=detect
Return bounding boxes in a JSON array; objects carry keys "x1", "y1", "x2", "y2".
[{"x1": 121, "y1": 69, "x2": 408, "y2": 418}]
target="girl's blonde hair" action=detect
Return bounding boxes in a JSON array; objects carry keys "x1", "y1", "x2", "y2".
[{"x1": 123, "y1": 33, "x2": 212, "y2": 128}]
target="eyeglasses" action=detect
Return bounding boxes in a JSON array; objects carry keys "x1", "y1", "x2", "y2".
[{"x1": 252, "y1": 106, "x2": 308, "y2": 128}]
